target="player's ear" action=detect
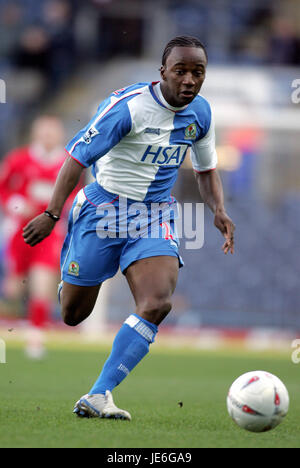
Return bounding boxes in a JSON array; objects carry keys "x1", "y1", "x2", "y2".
[{"x1": 160, "y1": 65, "x2": 166, "y2": 80}]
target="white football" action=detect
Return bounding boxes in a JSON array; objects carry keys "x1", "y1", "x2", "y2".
[{"x1": 227, "y1": 370, "x2": 289, "y2": 432}]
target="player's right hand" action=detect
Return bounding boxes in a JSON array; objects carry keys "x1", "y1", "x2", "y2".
[
  {"x1": 23, "y1": 213, "x2": 56, "y2": 247},
  {"x1": 214, "y1": 210, "x2": 235, "y2": 255}
]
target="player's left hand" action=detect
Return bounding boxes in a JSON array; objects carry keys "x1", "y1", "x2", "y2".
[{"x1": 214, "y1": 210, "x2": 235, "y2": 255}]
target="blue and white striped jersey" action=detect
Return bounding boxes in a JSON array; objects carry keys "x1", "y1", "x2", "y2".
[{"x1": 66, "y1": 82, "x2": 217, "y2": 202}]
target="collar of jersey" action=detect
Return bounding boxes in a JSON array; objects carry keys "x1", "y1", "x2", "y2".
[{"x1": 149, "y1": 82, "x2": 188, "y2": 113}]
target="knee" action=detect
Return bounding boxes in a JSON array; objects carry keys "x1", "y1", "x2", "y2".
[
  {"x1": 61, "y1": 308, "x2": 79, "y2": 327},
  {"x1": 61, "y1": 304, "x2": 84, "y2": 327},
  {"x1": 137, "y1": 297, "x2": 172, "y2": 325}
]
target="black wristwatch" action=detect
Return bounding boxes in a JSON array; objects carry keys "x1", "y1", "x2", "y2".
[{"x1": 44, "y1": 210, "x2": 60, "y2": 222}]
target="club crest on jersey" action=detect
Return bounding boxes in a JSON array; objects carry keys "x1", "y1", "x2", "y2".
[
  {"x1": 184, "y1": 123, "x2": 197, "y2": 140},
  {"x1": 83, "y1": 127, "x2": 98, "y2": 144},
  {"x1": 68, "y1": 261, "x2": 79, "y2": 276}
]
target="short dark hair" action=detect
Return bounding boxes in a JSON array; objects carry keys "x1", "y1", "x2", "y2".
[{"x1": 162, "y1": 36, "x2": 208, "y2": 66}]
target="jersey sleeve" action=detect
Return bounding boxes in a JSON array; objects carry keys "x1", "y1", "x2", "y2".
[
  {"x1": 65, "y1": 95, "x2": 133, "y2": 168},
  {"x1": 190, "y1": 112, "x2": 218, "y2": 173}
]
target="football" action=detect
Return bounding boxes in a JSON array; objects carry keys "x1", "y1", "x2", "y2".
[{"x1": 227, "y1": 371, "x2": 289, "y2": 432}]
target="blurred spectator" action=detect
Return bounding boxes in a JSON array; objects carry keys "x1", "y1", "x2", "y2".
[
  {"x1": 0, "y1": 116, "x2": 69, "y2": 358},
  {"x1": 12, "y1": 2, "x2": 77, "y2": 92},
  {"x1": 221, "y1": 127, "x2": 263, "y2": 200},
  {"x1": 90, "y1": 0, "x2": 145, "y2": 59},
  {"x1": 268, "y1": 17, "x2": 300, "y2": 65},
  {"x1": 97, "y1": 15, "x2": 144, "y2": 59},
  {"x1": 13, "y1": 25, "x2": 52, "y2": 83},
  {"x1": 0, "y1": 1, "x2": 23, "y2": 66},
  {"x1": 42, "y1": 0, "x2": 76, "y2": 84}
]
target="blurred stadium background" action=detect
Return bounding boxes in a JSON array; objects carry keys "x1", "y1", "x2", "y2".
[{"x1": 0, "y1": 0, "x2": 300, "y2": 351}]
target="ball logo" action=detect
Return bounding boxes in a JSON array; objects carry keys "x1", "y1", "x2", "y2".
[
  {"x1": 184, "y1": 123, "x2": 197, "y2": 140},
  {"x1": 274, "y1": 391, "x2": 280, "y2": 406},
  {"x1": 241, "y1": 375, "x2": 260, "y2": 389},
  {"x1": 68, "y1": 261, "x2": 80, "y2": 276}
]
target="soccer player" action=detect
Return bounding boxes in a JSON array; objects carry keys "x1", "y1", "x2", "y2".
[
  {"x1": 0, "y1": 116, "x2": 69, "y2": 358},
  {"x1": 23, "y1": 36, "x2": 235, "y2": 419}
]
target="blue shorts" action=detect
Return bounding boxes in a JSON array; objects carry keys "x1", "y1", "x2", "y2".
[{"x1": 61, "y1": 182, "x2": 183, "y2": 286}]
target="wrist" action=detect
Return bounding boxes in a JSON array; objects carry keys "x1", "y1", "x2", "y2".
[
  {"x1": 214, "y1": 205, "x2": 225, "y2": 215},
  {"x1": 46, "y1": 205, "x2": 62, "y2": 217},
  {"x1": 44, "y1": 210, "x2": 60, "y2": 222}
]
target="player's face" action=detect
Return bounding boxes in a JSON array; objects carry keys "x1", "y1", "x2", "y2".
[
  {"x1": 160, "y1": 46, "x2": 207, "y2": 107},
  {"x1": 31, "y1": 117, "x2": 65, "y2": 152}
]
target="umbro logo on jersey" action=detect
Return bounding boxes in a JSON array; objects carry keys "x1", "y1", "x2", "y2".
[
  {"x1": 83, "y1": 127, "x2": 98, "y2": 144},
  {"x1": 144, "y1": 127, "x2": 161, "y2": 135}
]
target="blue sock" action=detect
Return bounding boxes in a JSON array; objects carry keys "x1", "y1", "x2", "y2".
[{"x1": 89, "y1": 314, "x2": 158, "y2": 395}]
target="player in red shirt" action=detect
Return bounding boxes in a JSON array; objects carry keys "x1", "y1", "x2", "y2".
[{"x1": 0, "y1": 115, "x2": 69, "y2": 358}]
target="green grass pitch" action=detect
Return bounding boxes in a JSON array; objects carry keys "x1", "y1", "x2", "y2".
[{"x1": 0, "y1": 344, "x2": 299, "y2": 448}]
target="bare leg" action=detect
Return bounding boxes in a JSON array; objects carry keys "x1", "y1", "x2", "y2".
[
  {"x1": 60, "y1": 281, "x2": 102, "y2": 326},
  {"x1": 125, "y1": 255, "x2": 179, "y2": 325},
  {"x1": 80, "y1": 255, "x2": 179, "y2": 406}
]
